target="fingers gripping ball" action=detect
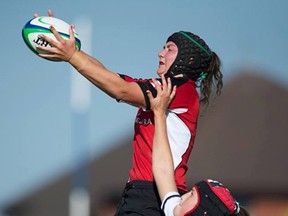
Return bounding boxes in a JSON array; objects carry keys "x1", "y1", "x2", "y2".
[{"x1": 22, "y1": 16, "x2": 81, "y2": 61}]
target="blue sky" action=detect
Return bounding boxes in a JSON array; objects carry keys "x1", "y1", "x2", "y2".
[{"x1": 1, "y1": 0, "x2": 288, "y2": 213}]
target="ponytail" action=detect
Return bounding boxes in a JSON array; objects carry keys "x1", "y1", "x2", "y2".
[{"x1": 199, "y1": 51, "x2": 223, "y2": 108}]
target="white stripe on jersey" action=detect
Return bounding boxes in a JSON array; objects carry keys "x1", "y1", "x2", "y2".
[{"x1": 166, "y1": 109, "x2": 191, "y2": 169}]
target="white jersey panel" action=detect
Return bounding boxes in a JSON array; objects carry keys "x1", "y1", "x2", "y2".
[{"x1": 166, "y1": 109, "x2": 191, "y2": 170}]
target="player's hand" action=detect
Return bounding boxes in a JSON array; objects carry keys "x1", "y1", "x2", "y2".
[
  {"x1": 147, "y1": 75, "x2": 176, "y2": 115},
  {"x1": 33, "y1": 9, "x2": 77, "y2": 61},
  {"x1": 34, "y1": 9, "x2": 54, "y2": 18},
  {"x1": 35, "y1": 25, "x2": 77, "y2": 62}
]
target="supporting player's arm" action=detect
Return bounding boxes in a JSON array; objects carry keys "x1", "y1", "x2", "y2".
[{"x1": 147, "y1": 76, "x2": 177, "y2": 201}]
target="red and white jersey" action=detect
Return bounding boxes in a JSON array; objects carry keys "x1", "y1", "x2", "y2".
[{"x1": 119, "y1": 75, "x2": 199, "y2": 191}]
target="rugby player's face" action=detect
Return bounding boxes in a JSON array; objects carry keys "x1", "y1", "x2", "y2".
[
  {"x1": 157, "y1": 41, "x2": 178, "y2": 76},
  {"x1": 174, "y1": 187, "x2": 199, "y2": 216}
]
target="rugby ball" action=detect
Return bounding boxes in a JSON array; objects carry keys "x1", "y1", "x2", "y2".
[{"x1": 22, "y1": 16, "x2": 81, "y2": 60}]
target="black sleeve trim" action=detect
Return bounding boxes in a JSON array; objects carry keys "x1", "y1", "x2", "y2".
[{"x1": 137, "y1": 81, "x2": 157, "y2": 110}]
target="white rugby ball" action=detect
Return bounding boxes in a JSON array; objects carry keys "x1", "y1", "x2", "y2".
[{"x1": 22, "y1": 16, "x2": 81, "y2": 61}]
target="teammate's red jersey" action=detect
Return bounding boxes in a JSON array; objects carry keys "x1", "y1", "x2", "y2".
[{"x1": 119, "y1": 75, "x2": 199, "y2": 192}]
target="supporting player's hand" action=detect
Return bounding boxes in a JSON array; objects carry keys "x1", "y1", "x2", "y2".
[{"x1": 147, "y1": 75, "x2": 176, "y2": 116}]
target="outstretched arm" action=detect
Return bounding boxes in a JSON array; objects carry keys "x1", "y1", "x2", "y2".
[
  {"x1": 147, "y1": 75, "x2": 177, "y2": 201},
  {"x1": 33, "y1": 10, "x2": 145, "y2": 107}
]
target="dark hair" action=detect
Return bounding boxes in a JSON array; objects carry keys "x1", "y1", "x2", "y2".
[{"x1": 199, "y1": 51, "x2": 223, "y2": 108}]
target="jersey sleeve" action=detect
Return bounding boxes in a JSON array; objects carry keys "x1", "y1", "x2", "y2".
[
  {"x1": 117, "y1": 75, "x2": 190, "y2": 110},
  {"x1": 118, "y1": 74, "x2": 157, "y2": 110},
  {"x1": 161, "y1": 191, "x2": 181, "y2": 216}
]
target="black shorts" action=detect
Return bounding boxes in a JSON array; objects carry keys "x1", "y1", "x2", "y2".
[{"x1": 114, "y1": 180, "x2": 185, "y2": 216}]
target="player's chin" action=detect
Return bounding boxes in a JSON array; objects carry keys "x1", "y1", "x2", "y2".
[{"x1": 156, "y1": 68, "x2": 167, "y2": 77}]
